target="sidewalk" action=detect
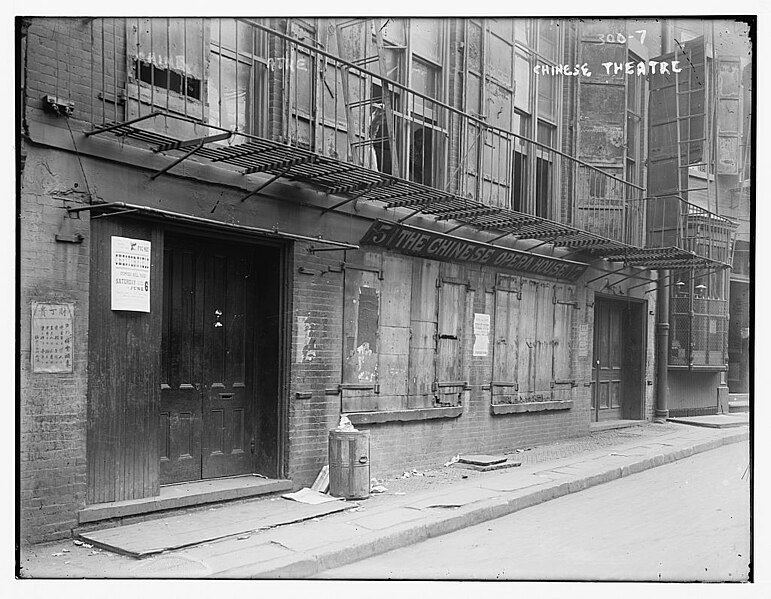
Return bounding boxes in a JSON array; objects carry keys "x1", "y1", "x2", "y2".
[{"x1": 18, "y1": 417, "x2": 750, "y2": 579}]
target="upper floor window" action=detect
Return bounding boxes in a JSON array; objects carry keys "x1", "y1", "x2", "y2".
[
  {"x1": 208, "y1": 18, "x2": 269, "y2": 138},
  {"x1": 127, "y1": 18, "x2": 206, "y2": 118}
]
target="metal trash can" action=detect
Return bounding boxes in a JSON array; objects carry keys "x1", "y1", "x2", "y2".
[{"x1": 328, "y1": 429, "x2": 370, "y2": 499}]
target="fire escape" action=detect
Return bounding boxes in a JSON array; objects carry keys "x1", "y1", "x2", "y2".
[{"x1": 77, "y1": 19, "x2": 734, "y2": 293}]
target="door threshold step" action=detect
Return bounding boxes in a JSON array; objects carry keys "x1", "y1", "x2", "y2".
[
  {"x1": 78, "y1": 476, "x2": 292, "y2": 525},
  {"x1": 589, "y1": 420, "x2": 644, "y2": 432}
]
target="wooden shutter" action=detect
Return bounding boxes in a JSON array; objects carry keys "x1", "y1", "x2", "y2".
[
  {"x1": 552, "y1": 284, "x2": 575, "y2": 401},
  {"x1": 518, "y1": 278, "x2": 554, "y2": 399},
  {"x1": 576, "y1": 21, "x2": 627, "y2": 167},
  {"x1": 716, "y1": 58, "x2": 741, "y2": 175},
  {"x1": 436, "y1": 274, "x2": 469, "y2": 407},
  {"x1": 492, "y1": 274, "x2": 520, "y2": 403},
  {"x1": 407, "y1": 258, "x2": 439, "y2": 407},
  {"x1": 575, "y1": 21, "x2": 627, "y2": 236},
  {"x1": 377, "y1": 254, "x2": 412, "y2": 410},
  {"x1": 341, "y1": 255, "x2": 381, "y2": 412}
]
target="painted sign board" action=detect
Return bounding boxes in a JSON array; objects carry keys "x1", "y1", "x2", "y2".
[
  {"x1": 359, "y1": 221, "x2": 588, "y2": 281},
  {"x1": 31, "y1": 302, "x2": 74, "y2": 373},
  {"x1": 111, "y1": 236, "x2": 151, "y2": 312}
]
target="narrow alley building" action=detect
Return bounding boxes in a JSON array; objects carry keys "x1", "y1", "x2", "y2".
[{"x1": 18, "y1": 16, "x2": 752, "y2": 545}]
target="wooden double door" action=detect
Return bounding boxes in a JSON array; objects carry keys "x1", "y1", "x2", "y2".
[
  {"x1": 159, "y1": 236, "x2": 257, "y2": 484},
  {"x1": 591, "y1": 298, "x2": 644, "y2": 422}
]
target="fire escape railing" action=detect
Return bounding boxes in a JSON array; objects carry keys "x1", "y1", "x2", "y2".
[{"x1": 81, "y1": 17, "x2": 732, "y2": 265}]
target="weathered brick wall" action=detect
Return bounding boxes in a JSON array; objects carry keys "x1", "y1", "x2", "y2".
[
  {"x1": 19, "y1": 145, "x2": 91, "y2": 544},
  {"x1": 24, "y1": 18, "x2": 126, "y2": 130},
  {"x1": 287, "y1": 243, "x2": 346, "y2": 486},
  {"x1": 286, "y1": 246, "x2": 593, "y2": 484}
]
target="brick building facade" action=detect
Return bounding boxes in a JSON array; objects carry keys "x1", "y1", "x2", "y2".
[{"x1": 18, "y1": 17, "x2": 746, "y2": 544}]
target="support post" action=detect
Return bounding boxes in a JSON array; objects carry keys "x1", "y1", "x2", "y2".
[{"x1": 655, "y1": 269, "x2": 670, "y2": 422}]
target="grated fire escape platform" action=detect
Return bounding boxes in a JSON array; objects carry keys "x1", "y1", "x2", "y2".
[{"x1": 84, "y1": 112, "x2": 730, "y2": 272}]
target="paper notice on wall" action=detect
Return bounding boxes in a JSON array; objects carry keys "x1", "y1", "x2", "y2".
[
  {"x1": 473, "y1": 312, "x2": 491, "y2": 357},
  {"x1": 31, "y1": 302, "x2": 74, "y2": 373},
  {"x1": 111, "y1": 236, "x2": 151, "y2": 312}
]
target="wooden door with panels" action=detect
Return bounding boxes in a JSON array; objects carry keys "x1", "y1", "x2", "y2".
[
  {"x1": 160, "y1": 235, "x2": 256, "y2": 484},
  {"x1": 591, "y1": 298, "x2": 624, "y2": 421}
]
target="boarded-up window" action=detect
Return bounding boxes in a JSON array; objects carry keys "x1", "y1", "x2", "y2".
[
  {"x1": 343, "y1": 266, "x2": 381, "y2": 386},
  {"x1": 492, "y1": 274, "x2": 520, "y2": 403},
  {"x1": 341, "y1": 254, "x2": 472, "y2": 413},
  {"x1": 491, "y1": 276, "x2": 574, "y2": 405}
]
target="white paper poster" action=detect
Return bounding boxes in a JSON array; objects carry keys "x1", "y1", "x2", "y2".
[
  {"x1": 31, "y1": 302, "x2": 74, "y2": 373},
  {"x1": 111, "y1": 236, "x2": 151, "y2": 312},
  {"x1": 473, "y1": 312, "x2": 491, "y2": 357}
]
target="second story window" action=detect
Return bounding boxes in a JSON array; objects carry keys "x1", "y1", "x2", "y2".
[
  {"x1": 128, "y1": 18, "x2": 206, "y2": 118},
  {"x1": 208, "y1": 19, "x2": 269, "y2": 138}
]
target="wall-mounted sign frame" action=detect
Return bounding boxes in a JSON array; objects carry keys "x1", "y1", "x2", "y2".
[{"x1": 111, "y1": 236, "x2": 151, "y2": 312}]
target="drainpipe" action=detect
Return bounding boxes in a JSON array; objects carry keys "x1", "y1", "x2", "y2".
[
  {"x1": 654, "y1": 20, "x2": 673, "y2": 424},
  {"x1": 655, "y1": 269, "x2": 670, "y2": 422}
]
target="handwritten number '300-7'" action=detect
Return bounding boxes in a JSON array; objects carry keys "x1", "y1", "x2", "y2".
[{"x1": 598, "y1": 30, "x2": 647, "y2": 45}]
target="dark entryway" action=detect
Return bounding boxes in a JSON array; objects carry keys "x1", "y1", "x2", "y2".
[
  {"x1": 160, "y1": 234, "x2": 282, "y2": 484},
  {"x1": 591, "y1": 297, "x2": 645, "y2": 422}
]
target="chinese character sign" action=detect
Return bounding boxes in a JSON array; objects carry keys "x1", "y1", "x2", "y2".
[
  {"x1": 31, "y1": 303, "x2": 74, "y2": 373},
  {"x1": 111, "y1": 236, "x2": 151, "y2": 312}
]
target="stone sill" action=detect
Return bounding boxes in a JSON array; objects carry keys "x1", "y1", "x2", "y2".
[
  {"x1": 490, "y1": 400, "x2": 573, "y2": 415},
  {"x1": 346, "y1": 406, "x2": 463, "y2": 425},
  {"x1": 78, "y1": 476, "x2": 292, "y2": 524},
  {"x1": 668, "y1": 364, "x2": 728, "y2": 372}
]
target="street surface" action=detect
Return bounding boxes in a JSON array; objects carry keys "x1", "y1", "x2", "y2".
[{"x1": 319, "y1": 441, "x2": 751, "y2": 581}]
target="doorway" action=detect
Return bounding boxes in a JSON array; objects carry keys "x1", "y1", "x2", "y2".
[
  {"x1": 159, "y1": 234, "x2": 282, "y2": 484},
  {"x1": 591, "y1": 297, "x2": 645, "y2": 422}
]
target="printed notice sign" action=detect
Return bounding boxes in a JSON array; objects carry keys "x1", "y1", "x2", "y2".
[
  {"x1": 473, "y1": 313, "x2": 491, "y2": 357},
  {"x1": 111, "y1": 236, "x2": 151, "y2": 312},
  {"x1": 31, "y1": 302, "x2": 74, "y2": 373}
]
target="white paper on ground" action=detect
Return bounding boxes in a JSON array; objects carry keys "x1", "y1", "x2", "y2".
[{"x1": 282, "y1": 488, "x2": 340, "y2": 504}]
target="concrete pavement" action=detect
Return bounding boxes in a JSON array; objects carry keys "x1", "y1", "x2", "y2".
[{"x1": 18, "y1": 416, "x2": 750, "y2": 579}]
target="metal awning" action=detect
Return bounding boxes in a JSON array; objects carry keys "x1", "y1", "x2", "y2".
[
  {"x1": 83, "y1": 113, "x2": 723, "y2": 271},
  {"x1": 602, "y1": 246, "x2": 730, "y2": 270},
  {"x1": 66, "y1": 202, "x2": 359, "y2": 251}
]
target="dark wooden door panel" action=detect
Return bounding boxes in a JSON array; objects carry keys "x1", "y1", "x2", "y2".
[
  {"x1": 202, "y1": 244, "x2": 254, "y2": 479},
  {"x1": 161, "y1": 237, "x2": 255, "y2": 484},
  {"x1": 160, "y1": 243, "x2": 204, "y2": 484},
  {"x1": 592, "y1": 300, "x2": 625, "y2": 421}
]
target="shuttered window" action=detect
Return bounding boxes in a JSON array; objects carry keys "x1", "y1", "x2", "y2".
[
  {"x1": 491, "y1": 275, "x2": 575, "y2": 405},
  {"x1": 341, "y1": 254, "x2": 470, "y2": 414}
]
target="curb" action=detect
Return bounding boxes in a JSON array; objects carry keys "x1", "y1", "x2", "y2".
[{"x1": 218, "y1": 428, "x2": 749, "y2": 578}]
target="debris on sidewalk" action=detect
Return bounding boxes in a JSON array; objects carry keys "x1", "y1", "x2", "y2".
[
  {"x1": 335, "y1": 415, "x2": 356, "y2": 431},
  {"x1": 311, "y1": 465, "x2": 330, "y2": 493},
  {"x1": 453, "y1": 454, "x2": 522, "y2": 472},
  {"x1": 371, "y1": 484, "x2": 388, "y2": 494},
  {"x1": 282, "y1": 487, "x2": 339, "y2": 504},
  {"x1": 444, "y1": 454, "x2": 461, "y2": 467}
]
